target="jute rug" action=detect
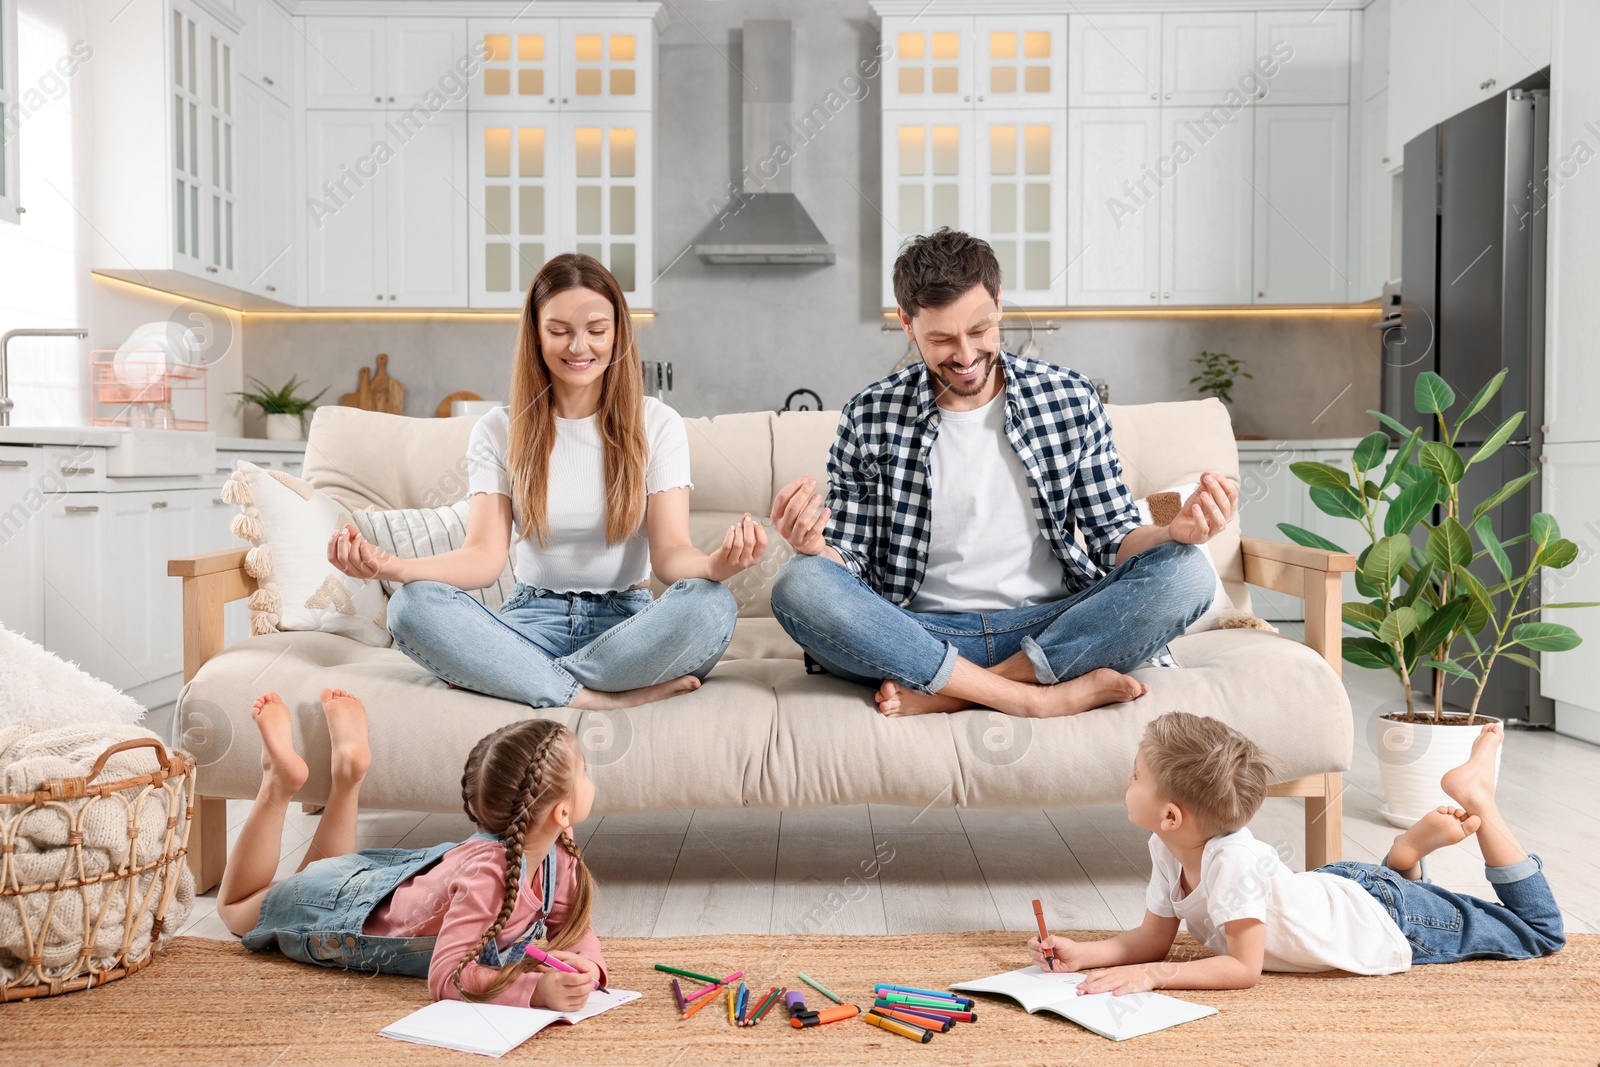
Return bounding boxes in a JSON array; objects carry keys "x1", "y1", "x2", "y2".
[{"x1": 5, "y1": 932, "x2": 1598, "y2": 1066}]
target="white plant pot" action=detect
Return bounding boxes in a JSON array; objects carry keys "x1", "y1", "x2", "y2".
[
  {"x1": 264, "y1": 413, "x2": 303, "y2": 441},
  {"x1": 1374, "y1": 713, "x2": 1503, "y2": 828}
]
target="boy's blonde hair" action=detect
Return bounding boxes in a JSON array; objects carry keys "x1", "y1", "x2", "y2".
[{"x1": 1140, "y1": 711, "x2": 1276, "y2": 835}]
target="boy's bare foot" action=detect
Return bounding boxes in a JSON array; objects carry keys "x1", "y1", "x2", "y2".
[
  {"x1": 570, "y1": 676, "x2": 701, "y2": 711},
  {"x1": 1385, "y1": 805, "x2": 1483, "y2": 878},
  {"x1": 1440, "y1": 721, "x2": 1504, "y2": 815},
  {"x1": 252, "y1": 692, "x2": 308, "y2": 796},
  {"x1": 320, "y1": 688, "x2": 371, "y2": 784}
]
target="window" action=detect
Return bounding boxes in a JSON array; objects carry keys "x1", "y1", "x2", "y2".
[{"x1": 0, "y1": 0, "x2": 19, "y2": 224}]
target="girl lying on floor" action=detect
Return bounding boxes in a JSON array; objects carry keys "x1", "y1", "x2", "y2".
[{"x1": 219, "y1": 688, "x2": 603, "y2": 1009}]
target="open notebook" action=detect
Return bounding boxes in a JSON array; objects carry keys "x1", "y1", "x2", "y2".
[
  {"x1": 380, "y1": 988, "x2": 641, "y2": 1058},
  {"x1": 951, "y1": 967, "x2": 1216, "y2": 1041}
]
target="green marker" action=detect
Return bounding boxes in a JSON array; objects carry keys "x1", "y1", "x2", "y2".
[
  {"x1": 882, "y1": 991, "x2": 972, "y2": 1011},
  {"x1": 797, "y1": 972, "x2": 843, "y2": 1004},
  {"x1": 655, "y1": 963, "x2": 721, "y2": 984}
]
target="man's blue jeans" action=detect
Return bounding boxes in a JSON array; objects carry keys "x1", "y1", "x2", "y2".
[
  {"x1": 1319, "y1": 856, "x2": 1566, "y2": 963},
  {"x1": 768, "y1": 540, "x2": 1217, "y2": 694},
  {"x1": 387, "y1": 578, "x2": 738, "y2": 707}
]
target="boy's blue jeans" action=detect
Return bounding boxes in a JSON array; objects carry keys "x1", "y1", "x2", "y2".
[
  {"x1": 768, "y1": 540, "x2": 1217, "y2": 693},
  {"x1": 1319, "y1": 856, "x2": 1565, "y2": 963},
  {"x1": 387, "y1": 578, "x2": 737, "y2": 707}
]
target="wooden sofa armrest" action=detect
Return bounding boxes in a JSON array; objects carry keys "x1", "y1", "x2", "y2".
[{"x1": 1239, "y1": 536, "x2": 1356, "y2": 677}]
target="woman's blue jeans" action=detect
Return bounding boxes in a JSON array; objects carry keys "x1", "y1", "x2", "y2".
[
  {"x1": 387, "y1": 578, "x2": 738, "y2": 707},
  {"x1": 768, "y1": 540, "x2": 1217, "y2": 694}
]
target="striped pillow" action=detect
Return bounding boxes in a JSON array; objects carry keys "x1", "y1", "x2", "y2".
[{"x1": 350, "y1": 499, "x2": 516, "y2": 611}]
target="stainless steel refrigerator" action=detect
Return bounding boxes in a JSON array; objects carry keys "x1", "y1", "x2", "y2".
[{"x1": 1385, "y1": 78, "x2": 1552, "y2": 726}]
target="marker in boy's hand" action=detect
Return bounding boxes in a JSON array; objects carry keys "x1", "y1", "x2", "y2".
[
  {"x1": 529, "y1": 949, "x2": 599, "y2": 1011},
  {"x1": 1027, "y1": 933, "x2": 1084, "y2": 973}
]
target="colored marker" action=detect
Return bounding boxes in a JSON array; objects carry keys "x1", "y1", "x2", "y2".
[
  {"x1": 1033, "y1": 898, "x2": 1057, "y2": 971},
  {"x1": 790, "y1": 1003, "x2": 860, "y2": 1028},
  {"x1": 878, "y1": 1003, "x2": 962, "y2": 1029},
  {"x1": 798, "y1": 972, "x2": 843, "y2": 1004},
  {"x1": 864, "y1": 1011, "x2": 933, "y2": 1043},
  {"x1": 656, "y1": 964, "x2": 721, "y2": 984},
  {"x1": 874, "y1": 1000, "x2": 976, "y2": 1023},
  {"x1": 685, "y1": 971, "x2": 743, "y2": 1003},
  {"x1": 880, "y1": 991, "x2": 975, "y2": 1012},
  {"x1": 671, "y1": 978, "x2": 685, "y2": 1013},
  {"x1": 785, "y1": 991, "x2": 809, "y2": 1016},
  {"x1": 525, "y1": 944, "x2": 607, "y2": 993},
  {"x1": 873, "y1": 985, "x2": 972, "y2": 1009},
  {"x1": 681, "y1": 989, "x2": 720, "y2": 1020},
  {"x1": 746, "y1": 986, "x2": 781, "y2": 1026},
  {"x1": 870, "y1": 1006, "x2": 953, "y2": 1033}
]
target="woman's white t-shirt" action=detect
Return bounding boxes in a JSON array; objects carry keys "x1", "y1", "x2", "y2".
[
  {"x1": 1145, "y1": 828, "x2": 1413, "y2": 975},
  {"x1": 465, "y1": 398, "x2": 693, "y2": 593}
]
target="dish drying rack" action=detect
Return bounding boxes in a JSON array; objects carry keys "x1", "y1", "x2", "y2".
[{"x1": 90, "y1": 350, "x2": 209, "y2": 431}]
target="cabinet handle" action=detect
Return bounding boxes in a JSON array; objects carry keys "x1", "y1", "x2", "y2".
[
  {"x1": 64, "y1": 505, "x2": 98, "y2": 514},
  {"x1": 213, "y1": 497, "x2": 229, "y2": 505},
  {"x1": 1150, "y1": 92, "x2": 1157, "y2": 99},
  {"x1": 1163, "y1": 292, "x2": 1171, "y2": 299},
  {"x1": 963, "y1": 95, "x2": 970, "y2": 102},
  {"x1": 377, "y1": 294, "x2": 384, "y2": 301},
  {"x1": 1480, "y1": 77, "x2": 1497, "y2": 90},
  {"x1": 374, "y1": 96, "x2": 382, "y2": 102},
  {"x1": 62, "y1": 466, "x2": 94, "y2": 475},
  {"x1": 152, "y1": 500, "x2": 169, "y2": 509},
  {"x1": 263, "y1": 75, "x2": 274, "y2": 85},
  {"x1": 388, "y1": 95, "x2": 395, "y2": 102},
  {"x1": 561, "y1": 97, "x2": 568, "y2": 104},
  {"x1": 1164, "y1": 92, "x2": 1173, "y2": 99},
  {"x1": 389, "y1": 294, "x2": 396, "y2": 300},
  {"x1": 215, "y1": 466, "x2": 232, "y2": 474},
  {"x1": 1381, "y1": 156, "x2": 1390, "y2": 164},
  {"x1": 1149, "y1": 292, "x2": 1157, "y2": 300},
  {"x1": 257, "y1": 460, "x2": 273, "y2": 467},
  {"x1": 1258, "y1": 291, "x2": 1266, "y2": 298},
  {"x1": 265, "y1": 284, "x2": 277, "y2": 292},
  {"x1": 205, "y1": 266, "x2": 218, "y2": 273},
  {"x1": 0, "y1": 458, "x2": 27, "y2": 468}
]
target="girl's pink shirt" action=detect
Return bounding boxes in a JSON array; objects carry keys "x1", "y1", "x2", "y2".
[{"x1": 364, "y1": 836, "x2": 606, "y2": 1007}]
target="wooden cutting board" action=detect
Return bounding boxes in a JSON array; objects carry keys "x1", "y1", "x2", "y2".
[{"x1": 340, "y1": 354, "x2": 405, "y2": 415}]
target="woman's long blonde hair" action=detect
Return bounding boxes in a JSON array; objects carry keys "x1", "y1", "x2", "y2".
[
  {"x1": 450, "y1": 719, "x2": 597, "y2": 1003},
  {"x1": 508, "y1": 253, "x2": 647, "y2": 547}
]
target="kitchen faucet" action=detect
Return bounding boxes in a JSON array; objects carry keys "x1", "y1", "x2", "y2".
[{"x1": 0, "y1": 327, "x2": 90, "y2": 426}]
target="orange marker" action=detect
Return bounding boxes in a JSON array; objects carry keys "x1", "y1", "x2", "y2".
[
  {"x1": 1032, "y1": 898, "x2": 1057, "y2": 971},
  {"x1": 870, "y1": 1006, "x2": 953, "y2": 1033},
  {"x1": 790, "y1": 1003, "x2": 860, "y2": 1028}
]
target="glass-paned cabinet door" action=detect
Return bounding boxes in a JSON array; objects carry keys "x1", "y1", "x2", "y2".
[
  {"x1": 205, "y1": 23, "x2": 236, "y2": 281},
  {"x1": 976, "y1": 113, "x2": 1066, "y2": 305},
  {"x1": 468, "y1": 19, "x2": 558, "y2": 110},
  {"x1": 171, "y1": 6, "x2": 203, "y2": 268},
  {"x1": 470, "y1": 113, "x2": 559, "y2": 308},
  {"x1": 881, "y1": 17, "x2": 974, "y2": 109},
  {"x1": 559, "y1": 19, "x2": 653, "y2": 111},
  {"x1": 880, "y1": 111, "x2": 973, "y2": 307},
  {"x1": 974, "y1": 16, "x2": 1066, "y2": 110},
  {"x1": 561, "y1": 112, "x2": 652, "y2": 307}
]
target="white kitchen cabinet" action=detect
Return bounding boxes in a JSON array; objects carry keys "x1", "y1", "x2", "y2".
[
  {"x1": 881, "y1": 17, "x2": 976, "y2": 110},
  {"x1": 470, "y1": 114, "x2": 559, "y2": 308},
  {"x1": 1539, "y1": 442, "x2": 1600, "y2": 731},
  {"x1": 236, "y1": 0, "x2": 293, "y2": 105},
  {"x1": 1065, "y1": 108, "x2": 1160, "y2": 307},
  {"x1": 881, "y1": 111, "x2": 974, "y2": 305},
  {"x1": 1160, "y1": 106, "x2": 1254, "y2": 305},
  {"x1": 975, "y1": 112, "x2": 1065, "y2": 304},
  {"x1": 1361, "y1": 0, "x2": 1390, "y2": 100},
  {"x1": 0, "y1": 448, "x2": 46, "y2": 643},
  {"x1": 558, "y1": 19, "x2": 654, "y2": 112},
  {"x1": 560, "y1": 112, "x2": 652, "y2": 307},
  {"x1": 236, "y1": 78, "x2": 297, "y2": 302},
  {"x1": 1238, "y1": 446, "x2": 1306, "y2": 622},
  {"x1": 304, "y1": 17, "x2": 466, "y2": 110},
  {"x1": 1385, "y1": 0, "x2": 1444, "y2": 168},
  {"x1": 304, "y1": 110, "x2": 387, "y2": 306},
  {"x1": 468, "y1": 19, "x2": 560, "y2": 111},
  {"x1": 1161, "y1": 13, "x2": 1255, "y2": 106},
  {"x1": 1255, "y1": 10, "x2": 1350, "y2": 106},
  {"x1": 973, "y1": 15, "x2": 1066, "y2": 110},
  {"x1": 1353, "y1": 89, "x2": 1396, "y2": 302},
  {"x1": 1068, "y1": 13, "x2": 1161, "y2": 107},
  {"x1": 1253, "y1": 105, "x2": 1349, "y2": 304},
  {"x1": 386, "y1": 108, "x2": 469, "y2": 307}
]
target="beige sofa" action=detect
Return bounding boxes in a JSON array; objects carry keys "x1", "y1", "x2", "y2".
[{"x1": 169, "y1": 399, "x2": 1355, "y2": 893}]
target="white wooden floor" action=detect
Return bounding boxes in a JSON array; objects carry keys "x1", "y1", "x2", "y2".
[{"x1": 175, "y1": 646, "x2": 1600, "y2": 942}]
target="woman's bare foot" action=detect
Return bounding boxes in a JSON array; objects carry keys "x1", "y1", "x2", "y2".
[
  {"x1": 252, "y1": 692, "x2": 308, "y2": 796},
  {"x1": 1019, "y1": 669, "x2": 1147, "y2": 719},
  {"x1": 876, "y1": 681, "x2": 975, "y2": 717},
  {"x1": 1440, "y1": 721, "x2": 1504, "y2": 814},
  {"x1": 570, "y1": 676, "x2": 701, "y2": 711},
  {"x1": 1385, "y1": 805, "x2": 1483, "y2": 878},
  {"x1": 319, "y1": 688, "x2": 371, "y2": 784}
]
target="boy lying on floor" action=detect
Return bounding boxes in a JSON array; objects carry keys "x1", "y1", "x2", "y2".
[{"x1": 1029, "y1": 712, "x2": 1565, "y2": 991}]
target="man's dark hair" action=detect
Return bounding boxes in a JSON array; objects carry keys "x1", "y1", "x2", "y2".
[{"x1": 891, "y1": 228, "x2": 1002, "y2": 318}]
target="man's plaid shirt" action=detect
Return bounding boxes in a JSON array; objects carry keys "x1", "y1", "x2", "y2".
[{"x1": 823, "y1": 351, "x2": 1143, "y2": 608}]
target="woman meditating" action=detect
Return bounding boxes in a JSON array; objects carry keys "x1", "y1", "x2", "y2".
[{"x1": 327, "y1": 253, "x2": 764, "y2": 709}]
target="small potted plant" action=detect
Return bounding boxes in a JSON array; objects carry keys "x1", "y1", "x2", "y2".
[
  {"x1": 1280, "y1": 370, "x2": 1595, "y2": 826},
  {"x1": 1190, "y1": 350, "x2": 1253, "y2": 406},
  {"x1": 230, "y1": 376, "x2": 327, "y2": 441}
]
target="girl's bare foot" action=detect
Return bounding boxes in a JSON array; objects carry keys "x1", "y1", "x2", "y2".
[
  {"x1": 876, "y1": 681, "x2": 974, "y2": 717},
  {"x1": 570, "y1": 676, "x2": 701, "y2": 711},
  {"x1": 319, "y1": 688, "x2": 371, "y2": 784},
  {"x1": 1385, "y1": 805, "x2": 1483, "y2": 878},
  {"x1": 252, "y1": 692, "x2": 308, "y2": 796},
  {"x1": 1021, "y1": 669, "x2": 1147, "y2": 719},
  {"x1": 1440, "y1": 721, "x2": 1504, "y2": 814}
]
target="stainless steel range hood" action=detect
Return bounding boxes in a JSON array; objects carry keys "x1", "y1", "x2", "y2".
[{"x1": 693, "y1": 20, "x2": 836, "y2": 266}]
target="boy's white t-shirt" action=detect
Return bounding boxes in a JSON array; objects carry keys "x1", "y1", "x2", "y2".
[
  {"x1": 465, "y1": 398, "x2": 692, "y2": 593},
  {"x1": 1145, "y1": 828, "x2": 1412, "y2": 976}
]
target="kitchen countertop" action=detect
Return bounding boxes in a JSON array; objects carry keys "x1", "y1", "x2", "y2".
[
  {"x1": 0, "y1": 426, "x2": 305, "y2": 451},
  {"x1": 1234, "y1": 437, "x2": 1366, "y2": 452}
]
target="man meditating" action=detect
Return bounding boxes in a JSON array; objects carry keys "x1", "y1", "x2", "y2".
[{"x1": 768, "y1": 228, "x2": 1234, "y2": 719}]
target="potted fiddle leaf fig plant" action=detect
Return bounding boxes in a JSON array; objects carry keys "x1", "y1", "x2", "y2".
[{"x1": 1278, "y1": 369, "x2": 1595, "y2": 827}]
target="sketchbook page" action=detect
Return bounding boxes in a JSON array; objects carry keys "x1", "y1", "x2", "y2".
[
  {"x1": 949, "y1": 966, "x2": 1089, "y2": 1014},
  {"x1": 1043, "y1": 989, "x2": 1218, "y2": 1042},
  {"x1": 380, "y1": 1000, "x2": 561, "y2": 1058},
  {"x1": 552, "y1": 987, "x2": 643, "y2": 1024}
]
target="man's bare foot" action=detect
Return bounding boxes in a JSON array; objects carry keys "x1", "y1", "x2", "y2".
[
  {"x1": 1019, "y1": 669, "x2": 1147, "y2": 719},
  {"x1": 570, "y1": 676, "x2": 701, "y2": 711},
  {"x1": 1385, "y1": 805, "x2": 1482, "y2": 878},
  {"x1": 319, "y1": 687, "x2": 371, "y2": 784},
  {"x1": 875, "y1": 681, "x2": 975, "y2": 717},
  {"x1": 252, "y1": 691, "x2": 308, "y2": 796},
  {"x1": 1440, "y1": 721, "x2": 1504, "y2": 815}
]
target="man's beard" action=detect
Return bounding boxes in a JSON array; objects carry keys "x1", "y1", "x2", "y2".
[{"x1": 929, "y1": 349, "x2": 999, "y2": 397}]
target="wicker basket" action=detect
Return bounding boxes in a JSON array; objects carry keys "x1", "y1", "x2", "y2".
[{"x1": 0, "y1": 737, "x2": 196, "y2": 1001}]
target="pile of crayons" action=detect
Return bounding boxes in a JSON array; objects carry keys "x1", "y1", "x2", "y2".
[
  {"x1": 657, "y1": 964, "x2": 783, "y2": 1026},
  {"x1": 862, "y1": 984, "x2": 976, "y2": 1043}
]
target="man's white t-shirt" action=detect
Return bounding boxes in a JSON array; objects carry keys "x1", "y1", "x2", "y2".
[
  {"x1": 1145, "y1": 829, "x2": 1412, "y2": 975},
  {"x1": 465, "y1": 398, "x2": 692, "y2": 593},
  {"x1": 909, "y1": 392, "x2": 1066, "y2": 614}
]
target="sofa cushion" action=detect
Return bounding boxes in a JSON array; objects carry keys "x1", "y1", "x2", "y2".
[
  {"x1": 301, "y1": 406, "x2": 481, "y2": 512},
  {"x1": 681, "y1": 411, "x2": 774, "y2": 515},
  {"x1": 179, "y1": 628, "x2": 1348, "y2": 814}
]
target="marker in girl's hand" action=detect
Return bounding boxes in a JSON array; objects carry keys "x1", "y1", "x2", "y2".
[{"x1": 525, "y1": 944, "x2": 607, "y2": 994}]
